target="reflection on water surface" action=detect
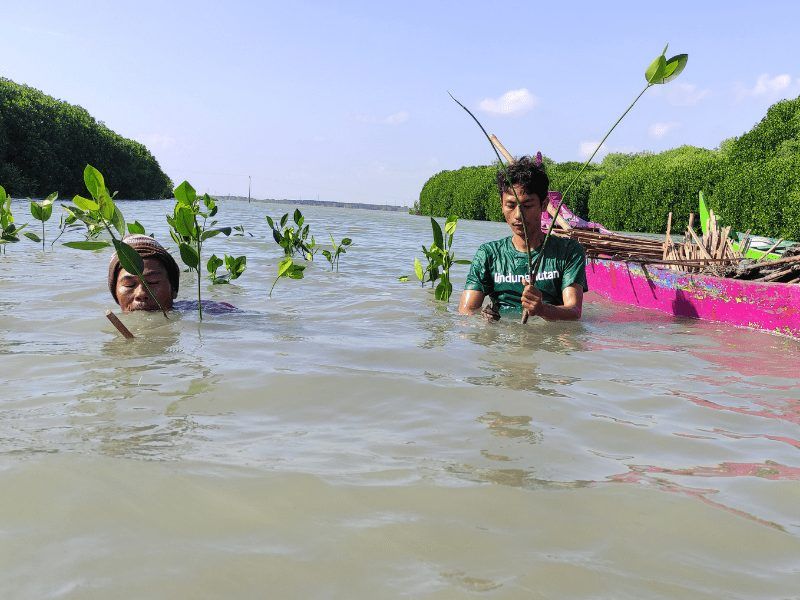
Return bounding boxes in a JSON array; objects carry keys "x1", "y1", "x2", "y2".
[{"x1": 1, "y1": 200, "x2": 799, "y2": 598}]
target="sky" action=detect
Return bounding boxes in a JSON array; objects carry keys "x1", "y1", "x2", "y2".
[{"x1": 3, "y1": 1, "x2": 800, "y2": 205}]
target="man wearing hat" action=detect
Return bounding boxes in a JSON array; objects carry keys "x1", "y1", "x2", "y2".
[{"x1": 108, "y1": 234, "x2": 181, "y2": 313}]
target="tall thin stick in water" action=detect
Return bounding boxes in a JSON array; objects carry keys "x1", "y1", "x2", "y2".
[{"x1": 448, "y1": 92, "x2": 533, "y2": 320}]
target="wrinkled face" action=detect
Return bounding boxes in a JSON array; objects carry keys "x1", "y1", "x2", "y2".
[
  {"x1": 501, "y1": 185, "x2": 543, "y2": 238},
  {"x1": 116, "y1": 257, "x2": 175, "y2": 312}
]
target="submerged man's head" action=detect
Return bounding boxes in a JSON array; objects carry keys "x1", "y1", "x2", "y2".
[{"x1": 108, "y1": 235, "x2": 180, "y2": 312}]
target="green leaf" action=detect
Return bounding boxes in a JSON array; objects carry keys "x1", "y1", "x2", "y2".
[
  {"x1": 98, "y1": 194, "x2": 115, "y2": 221},
  {"x1": 293, "y1": 208, "x2": 303, "y2": 227},
  {"x1": 174, "y1": 181, "x2": 197, "y2": 205},
  {"x1": 280, "y1": 213, "x2": 289, "y2": 228},
  {"x1": 287, "y1": 264, "x2": 305, "y2": 279},
  {"x1": 272, "y1": 229, "x2": 283, "y2": 245},
  {"x1": 0, "y1": 185, "x2": 6, "y2": 202},
  {"x1": 127, "y1": 220, "x2": 146, "y2": 235},
  {"x1": 414, "y1": 257, "x2": 424, "y2": 281},
  {"x1": 24, "y1": 232, "x2": 41, "y2": 242},
  {"x1": 83, "y1": 165, "x2": 105, "y2": 200},
  {"x1": 645, "y1": 54, "x2": 667, "y2": 84},
  {"x1": 41, "y1": 202, "x2": 53, "y2": 221},
  {"x1": 207, "y1": 253, "x2": 223, "y2": 274},
  {"x1": 266, "y1": 215, "x2": 275, "y2": 229},
  {"x1": 277, "y1": 256, "x2": 294, "y2": 277},
  {"x1": 73, "y1": 195, "x2": 99, "y2": 212},
  {"x1": 178, "y1": 242, "x2": 200, "y2": 270},
  {"x1": 661, "y1": 54, "x2": 688, "y2": 83},
  {"x1": 455, "y1": 259, "x2": 471, "y2": 265},
  {"x1": 341, "y1": 238, "x2": 352, "y2": 246},
  {"x1": 174, "y1": 205, "x2": 197, "y2": 238},
  {"x1": 43, "y1": 192, "x2": 58, "y2": 204},
  {"x1": 444, "y1": 215, "x2": 458, "y2": 236},
  {"x1": 111, "y1": 204, "x2": 126, "y2": 236},
  {"x1": 30, "y1": 202, "x2": 43, "y2": 221},
  {"x1": 113, "y1": 238, "x2": 145, "y2": 276},
  {"x1": 434, "y1": 280, "x2": 453, "y2": 302},
  {"x1": 430, "y1": 217, "x2": 444, "y2": 250},
  {"x1": 225, "y1": 254, "x2": 247, "y2": 279},
  {"x1": 63, "y1": 240, "x2": 111, "y2": 250},
  {"x1": 398, "y1": 275, "x2": 409, "y2": 282}
]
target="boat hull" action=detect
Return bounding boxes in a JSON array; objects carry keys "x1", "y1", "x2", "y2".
[{"x1": 586, "y1": 258, "x2": 800, "y2": 338}]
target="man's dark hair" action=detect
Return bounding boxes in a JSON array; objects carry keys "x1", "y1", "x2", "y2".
[{"x1": 496, "y1": 156, "x2": 549, "y2": 204}]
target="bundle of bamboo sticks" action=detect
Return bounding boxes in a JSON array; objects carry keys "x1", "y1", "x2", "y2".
[{"x1": 661, "y1": 210, "x2": 741, "y2": 275}]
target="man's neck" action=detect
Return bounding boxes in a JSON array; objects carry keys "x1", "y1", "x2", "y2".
[{"x1": 511, "y1": 229, "x2": 544, "y2": 253}]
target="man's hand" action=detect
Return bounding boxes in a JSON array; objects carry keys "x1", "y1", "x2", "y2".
[
  {"x1": 521, "y1": 284, "x2": 543, "y2": 317},
  {"x1": 481, "y1": 300, "x2": 500, "y2": 322}
]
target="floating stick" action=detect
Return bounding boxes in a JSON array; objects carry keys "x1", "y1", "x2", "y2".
[{"x1": 105, "y1": 310, "x2": 135, "y2": 339}]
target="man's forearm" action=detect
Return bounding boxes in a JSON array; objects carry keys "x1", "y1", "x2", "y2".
[{"x1": 538, "y1": 302, "x2": 581, "y2": 321}]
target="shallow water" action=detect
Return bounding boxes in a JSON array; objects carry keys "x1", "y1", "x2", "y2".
[{"x1": 1, "y1": 199, "x2": 799, "y2": 599}]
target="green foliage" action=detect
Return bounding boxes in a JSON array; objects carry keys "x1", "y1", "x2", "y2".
[
  {"x1": 321, "y1": 234, "x2": 352, "y2": 272},
  {"x1": 27, "y1": 192, "x2": 57, "y2": 249},
  {"x1": 63, "y1": 165, "x2": 166, "y2": 315},
  {"x1": 414, "y1": 216, "x2": 470, "y2": 302},
  {"x1": 167, "y1": 181, "x2": 236, "y2": 320},
  {"x1": 589, "y1": 146, "x2": 722, "y2": 233},
  {"x1": 269, "y1": 256, "x2": 305, "y2": 297},
  {"x1": 0, "y1": 184, "x2": 28, "y2": 250},
  {"x1": 417, "y1": 162, "x2": 603, "y2": 222},
  {"x1": 0, "y1": 78, "x2": 172, "y2": 198},
  {"x1": 266, "y1": 209, "x2": 313, "y2": 257},
  {"x1": 207, "y1": 253, "x2": 247, "y2": 284}
]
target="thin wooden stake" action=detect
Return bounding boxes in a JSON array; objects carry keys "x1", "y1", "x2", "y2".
[
  {"x1": 663, "y1": 212, "x2": 672, "y2": 260},
  {"x1": 106, "y1": 310, "x2": 135, "y2": 339},
  {"x1": 755, "y1": 238, "x2": 784, "y2": 262}
]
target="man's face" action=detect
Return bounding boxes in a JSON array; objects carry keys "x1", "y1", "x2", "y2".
[
  {"x1": 501, "y1": 185, "x2": 543, "y2": 238},
  {"x1": 116, "y1": 257, "x2": 175, "y2": 312}
]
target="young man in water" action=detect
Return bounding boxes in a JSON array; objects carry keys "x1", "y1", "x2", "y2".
[
  {"x1": 457, "y1": 156, "x2": 587, "y2": 321},
  {"x1": 108, "y1": 234, "x2": 180, "y2": 312}
]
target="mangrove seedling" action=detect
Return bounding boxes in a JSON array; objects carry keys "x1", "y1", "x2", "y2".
[
  {"x1": 207, "y1": 253, "x2": 247, "y2": 284},
  {"x1": 63, "y1": 165, "x2": 168, "y2": 316},
  {"x1": 266, "y1": 209, "x2": 312, "y2": 257},
  {"x1": 450, "y1": 43, "x2": 687, "y2": 322},
  {"x1": 0, "y1": 185, "x2": 28, "y2": 253},
  {"x1": 167, "y1": 181, "x2": 234, "y2": 321},
  {"x1": 269, "y1": 256, "x2": 306, "y2": 297},
  {"x1": 26, "y1": 192, "x2": 57, "y2": 250},
  {"x1": 414, "y1": 216, "x2": 470, "y2": 302},
  {"x1": 322, "y1": 234, "x2": 352, "y2": 272}
]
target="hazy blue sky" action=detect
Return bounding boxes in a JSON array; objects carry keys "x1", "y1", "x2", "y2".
[{"x1": 3, "y1": 1, "x2": 799, "y2": 204}]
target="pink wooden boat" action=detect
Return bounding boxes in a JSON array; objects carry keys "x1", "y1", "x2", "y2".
[
  {"x1": 544, "y1": 195, "x2": 800, "y2": 339},
  {"x1": 585, "y1": 259, "x2": 800, "y2": 339}
]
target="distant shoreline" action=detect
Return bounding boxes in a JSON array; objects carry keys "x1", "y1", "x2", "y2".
[{"x1": 218, "y1": 195, "x2": 410, "y2": 212}]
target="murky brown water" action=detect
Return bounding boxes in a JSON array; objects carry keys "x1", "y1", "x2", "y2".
[{"x1": 1, "y1": 200, "x2": 799, "y2": 598}]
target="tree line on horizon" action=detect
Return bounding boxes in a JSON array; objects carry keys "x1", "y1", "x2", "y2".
[
  {"x1": 415, "y1": 95, "x2": 800, "y2": 240},
  {"x1": 0, "y1": 78, "x2": 173, "y2": 199}
]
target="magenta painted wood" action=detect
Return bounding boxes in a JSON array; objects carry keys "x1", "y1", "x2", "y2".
[{"x1": 586, "y1": 258, "x2": 800, "y2": 339}]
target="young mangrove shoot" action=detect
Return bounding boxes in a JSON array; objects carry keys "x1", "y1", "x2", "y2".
[
  {"x1": 207, "y1": 253, "x2": 247, "y2": 284},
  {"x1": 322, "y1": 234, "x2": 352, "y2": 272},
  {"x1": 0, "y1": 185, "x2": 29, "y2": 253},
  {"x1": 269, "y1": 256, "x2": 306, "y2": 297},
  {"x1": 167, "y1": 181, "x2": 234, "y2": 321},
  {"x1": 414, "y1": 215, "x2": 470, "y2": 302},
  {"x1": 27, "y1": 192, "x2": 57, "y2": 250}
]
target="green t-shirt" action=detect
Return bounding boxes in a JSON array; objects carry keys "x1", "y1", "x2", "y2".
[{"x1": 465, "y1": 236, "x2": 588, "y2": 309}]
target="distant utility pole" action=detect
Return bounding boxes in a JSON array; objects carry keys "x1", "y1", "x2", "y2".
[{"x1": 248, "y1": 176, "x2": 251, "y2": 204}]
